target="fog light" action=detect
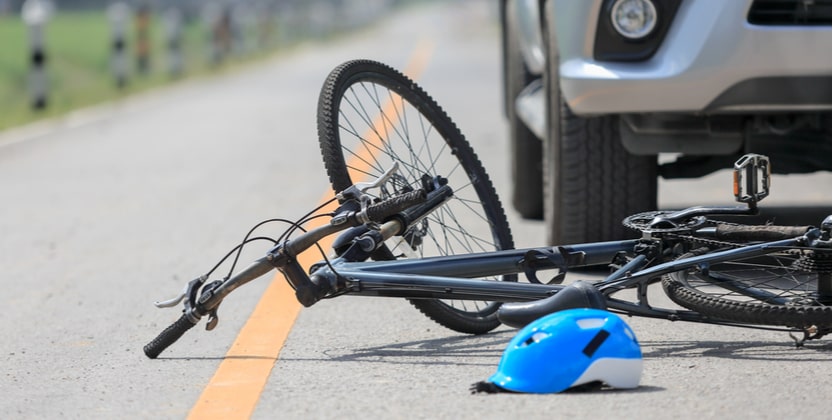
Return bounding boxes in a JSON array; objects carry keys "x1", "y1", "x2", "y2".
[{"x1": 610, "y1": 0, "x2": 657, "y2": 39}]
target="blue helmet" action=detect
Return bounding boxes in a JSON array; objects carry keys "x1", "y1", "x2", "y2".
[{"x1": 478, "y1": 308, "x2": 642, "y2": 394}]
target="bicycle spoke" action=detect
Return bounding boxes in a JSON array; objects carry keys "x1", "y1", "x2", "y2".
[
  {"x1": 319, "y1": 60, "x2": 514, "y2": 332},
  {"x1": 688, "y1": 253, "x2": 822, "y2": 304}
]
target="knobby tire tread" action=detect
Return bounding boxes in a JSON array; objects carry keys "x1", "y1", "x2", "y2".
[
  {"x1": 662, "y1": 250, "x2": 831, "y2": 328},
  {"x1": 557, "y1": 106, "x2": 657, "y2": 244},
  {"x1": 317, "y1": 60, "x2": 515, "y2": 334}
]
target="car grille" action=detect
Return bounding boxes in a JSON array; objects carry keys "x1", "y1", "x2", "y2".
[{"x1": 748, "y1": 0, "x2": 832, "y2": 25}]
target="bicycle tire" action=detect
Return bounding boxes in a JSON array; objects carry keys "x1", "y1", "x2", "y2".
[
  {"x1": 317, "y1": 59, "x2": 515, "y2": 334},
  {"x1": 662, "y1": 246, "x2": 831, "y2": 329}
]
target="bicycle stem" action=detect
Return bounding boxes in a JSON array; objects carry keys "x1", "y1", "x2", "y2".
[
  {"x1": 193, "y1": 222, "x2": 355, "y2": 314},
  {"x1": 202, "y1": 190, "x2": 434, "y2": 310}
]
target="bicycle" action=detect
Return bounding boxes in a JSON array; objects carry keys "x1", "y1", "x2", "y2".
[{"x1": 144, "y1": 60, "x2": 831, "y2": 359}]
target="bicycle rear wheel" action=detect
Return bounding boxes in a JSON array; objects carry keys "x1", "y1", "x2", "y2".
[
  {"x1": 662, "y1": 246, "x2": 831, "y2": 330},
  {"x1": 317, "y1": 59, "x2": 515, "y2": 334}
]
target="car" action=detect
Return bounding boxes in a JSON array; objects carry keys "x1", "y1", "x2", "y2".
[{"x1": 500, "y1": 0, "x2": 832, "y2": 245}]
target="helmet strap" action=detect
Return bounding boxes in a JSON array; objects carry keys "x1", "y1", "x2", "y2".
[{"x1": 469, "y1": 381, "x2": 508, "y2": 394}]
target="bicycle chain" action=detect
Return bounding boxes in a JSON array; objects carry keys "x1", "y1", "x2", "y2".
[{"x1": 675, "y1": 231, "x2": 743, "y2": 250}]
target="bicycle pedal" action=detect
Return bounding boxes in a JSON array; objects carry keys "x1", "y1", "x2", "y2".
[{"x1": 733, "y1": 154, "x2": 770, "y2": 205}]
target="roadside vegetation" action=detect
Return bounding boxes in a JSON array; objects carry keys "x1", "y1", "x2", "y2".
[
  {"x1": 5, "y1": 12, "x2": 177, "y2": 129},
  {"x1": 0, "y1": 1, "x2": 396, "y2": 131}
]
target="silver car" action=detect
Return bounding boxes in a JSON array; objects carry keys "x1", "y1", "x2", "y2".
[{"x1": 501, "y1": 0, "x2": 831, "y2": 244}]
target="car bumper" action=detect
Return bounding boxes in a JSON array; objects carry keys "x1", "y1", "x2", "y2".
[{"x1": 551, "y1": 0, "x2": 832, "y2": 115}]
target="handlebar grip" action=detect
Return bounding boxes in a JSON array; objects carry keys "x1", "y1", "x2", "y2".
[
  {"x1": 365, "y1": 189, "x2": 427, "y2": 223},
  {"x1": 144, "y1": 313, "x2": 198, "y2": 359},
  {"x1": 715, "y1": 224, "x2": 811, "y2": 242}
]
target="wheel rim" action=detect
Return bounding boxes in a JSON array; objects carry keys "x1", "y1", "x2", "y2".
[{"x1": 329, "y1": 73, "x2": 509, "y2": 316}]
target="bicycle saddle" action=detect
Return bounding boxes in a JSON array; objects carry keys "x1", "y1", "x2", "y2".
[{"x1": 497, "y1": 281, "x2": 606, "y2": 328}]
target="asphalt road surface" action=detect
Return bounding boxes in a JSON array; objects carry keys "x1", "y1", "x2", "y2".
[{"x1": 1, "y1": 2, "x2": 830, "y2": 419}]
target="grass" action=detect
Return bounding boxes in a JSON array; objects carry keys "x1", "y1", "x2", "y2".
[{"x1": 0, "y1": 11, "x2": 292, "y2": 131}]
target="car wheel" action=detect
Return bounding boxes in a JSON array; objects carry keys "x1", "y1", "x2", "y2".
[
  {"x1": 542, "y1": 0, "x2": 657, "y2": 245},
  {"x1": 505, "y1": 0, "x2": 543, "y2": 220}
]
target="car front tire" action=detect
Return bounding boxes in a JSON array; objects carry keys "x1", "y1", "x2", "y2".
[
  {"x1": 542, "y1": 0, "x2": 657, "y2": 245},
  {"x1": 505, "y1": 0, "x2": 544, "y2": 220}
]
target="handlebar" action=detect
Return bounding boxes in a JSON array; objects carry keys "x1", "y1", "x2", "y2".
[
  {"x1": 365, "y1": 189, "x2": 426, "y2": 223},
  {"x1": 143, "y1": 188, "x2": 428, "y2": 359},
  {"x1": 143, "y1": 314, "x2": 197, "y2": 359}
]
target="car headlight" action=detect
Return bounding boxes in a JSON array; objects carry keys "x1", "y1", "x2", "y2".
[{"x1": 610, "y1": 0, "x2": 657, "y2": 39}]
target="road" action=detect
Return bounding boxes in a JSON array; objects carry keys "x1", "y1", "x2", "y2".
[{"x1": 1, "y1": 1, "x2": 830, "y2": 419}]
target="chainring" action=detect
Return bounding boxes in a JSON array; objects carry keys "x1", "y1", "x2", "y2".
[{"x1": 623, "y1": 211, "x2": 711, "y2": 235}]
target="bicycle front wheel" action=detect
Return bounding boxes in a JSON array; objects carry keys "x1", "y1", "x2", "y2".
[
  {"x1": 662, "y1": 246, "x2": 831, "y2": 330},
  {"x1": 317, "y1": 60, "x2": 515, "y2": 334}
]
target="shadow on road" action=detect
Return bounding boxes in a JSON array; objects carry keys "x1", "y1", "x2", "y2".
[
  {"x1": 277, "y1": 330, "x2": 518, "y2": 367},
  {"x1": 641, "y1": 338, "x2": 832, "y2": 361}
]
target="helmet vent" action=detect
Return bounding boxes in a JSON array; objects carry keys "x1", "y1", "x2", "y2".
[
  {"x1": 582, "y1": 329, "x2": 611, "y2": 357},
  {"x1": 521, "y1": 331, "x2": 550, "y2": 347},
  {"x1": 576, "y1": 318, "x2": 605, "y2": 329}
]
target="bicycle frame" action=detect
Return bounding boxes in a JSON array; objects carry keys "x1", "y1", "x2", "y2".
[
  {"x1": 305, "y1": 234, "x2": 807, "y2": 325},
  {"x1": 143, "y1": 151, "x2": 830, "y2": 359}
]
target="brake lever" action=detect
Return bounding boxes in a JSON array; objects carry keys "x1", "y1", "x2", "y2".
[
  {"x1": 153, "y1": 289, "x2": 187, "y2": 308},
  {"x1": 336, "y1": 162, "x2": 399, "y2": 201},
  {"x1": 153, "y1": 275, "x2": 207, "y2": 308}
]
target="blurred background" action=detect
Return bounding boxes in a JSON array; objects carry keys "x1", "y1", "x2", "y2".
[{"x1": 0, "y1": 0, "x2": 404, "y2": 131}]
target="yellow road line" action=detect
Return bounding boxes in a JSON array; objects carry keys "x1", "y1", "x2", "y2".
[{"x1": 187, "y1": 39, "x2": 436, "y2": 420}]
